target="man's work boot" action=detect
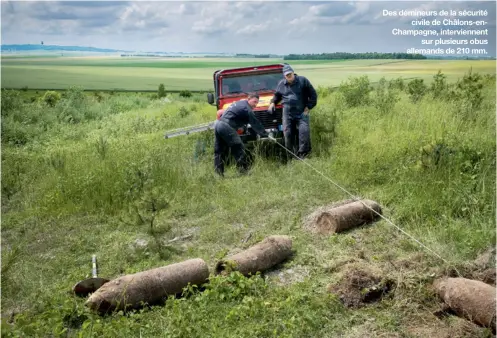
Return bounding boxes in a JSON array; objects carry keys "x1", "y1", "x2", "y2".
[
  {"x1": 214, "y1": 152, "x2": 226, "y2": 177},
  {"x1": 215, "y1": 165, "x2": 225, "y2": 177},
  {"x1": 237, "y1": 168, "x2": 251, "y2": 176},
  {"x1": 297, "y1": 151, "x2": 310, "y2": 160},
  {"x1": 236, "y1": 161, "x2": 250, "y2": 175}
]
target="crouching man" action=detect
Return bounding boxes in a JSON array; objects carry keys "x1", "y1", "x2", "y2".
[
  {"x1": 214, "y1": 93, "x2": 268, "y2": 176},
  {"x1": 268, "y1": 64, "x2": 318, "y2": 159}
]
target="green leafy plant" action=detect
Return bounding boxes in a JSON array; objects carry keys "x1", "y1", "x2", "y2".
[
  {"x1": 338, "y1": 75, "x2": 372, "y2": 107},
  {"x1": 42, "y1": 91, "x2": 61, "y2": 107},
  {"x1": 430, "y1": 70, "x2": 448, "y2": 99},
  {"x1": 407, "y1": 78, "x2": 426, "y2": 103},
  {"x1": 158, "y1": 83, "x2": 166, "y2": 98},
  {"x1": 179, "y1": 90, "x2": 192, "y2": 98},
  {"x1": 373, "y1": 77, "x2": 400, "y2": 114}
]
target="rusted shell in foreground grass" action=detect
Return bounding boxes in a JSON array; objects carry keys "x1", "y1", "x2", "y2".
[
  {"x1": 433, "y1": 277, "x2": 496, "y2": 332},
  {"x1": 86, "y1": 258, "x2": 209, "y2": 314}
]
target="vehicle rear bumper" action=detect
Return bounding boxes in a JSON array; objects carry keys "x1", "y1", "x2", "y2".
[{"x1": 240, "y1": 126, "x2": 284, "y2": 143}]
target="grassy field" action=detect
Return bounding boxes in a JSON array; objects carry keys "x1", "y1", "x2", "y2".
[
  {"x1": 1, "y1": 63, "x2": 496, "y2": 337},
  {"x1": 2, "y1": 55, "x2": 495, "y2": 91}
]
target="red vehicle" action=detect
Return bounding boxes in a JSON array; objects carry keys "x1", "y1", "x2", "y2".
[{"x1": 206, "y1": 63, "x2": 286, "y2": 143}]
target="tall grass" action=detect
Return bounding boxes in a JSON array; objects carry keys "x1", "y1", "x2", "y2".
[{"x1": 1, "y1": 70, "x2": 495, "y2": 337}]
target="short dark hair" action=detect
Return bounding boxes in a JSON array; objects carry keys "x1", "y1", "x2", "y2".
[{"x1": 247, "y1": 93, "x2": 259, "y2": 99}]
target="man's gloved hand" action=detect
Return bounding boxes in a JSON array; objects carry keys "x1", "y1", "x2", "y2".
[
  {"x1": 257, "y1": 132, "x2": 269, "y2": 140},
  {"x1": 267, "y1": 103, "x2": 275, "y2": 114}
]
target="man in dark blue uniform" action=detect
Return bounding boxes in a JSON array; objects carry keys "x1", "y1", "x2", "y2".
[
  {"x1": 268, "y1": 64, "x2": 318, "y2": 159},
  {"x1": 214, "y1": 93, "x2": 268, "y2": 176}
]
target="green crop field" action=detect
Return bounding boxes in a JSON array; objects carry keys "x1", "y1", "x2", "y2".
[
  {"x1": 2, "y1": 55, "x2": 495, "y2": 91},
  {"x1": 1, "y1": 62, "x2": 496, "y2": 337}
]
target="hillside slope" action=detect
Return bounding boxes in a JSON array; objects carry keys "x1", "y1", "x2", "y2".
[{"x1": 1, "y1": 71, "x2": 496, "y2": 337}]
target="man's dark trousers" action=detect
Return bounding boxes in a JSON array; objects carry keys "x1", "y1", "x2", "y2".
[
  {"x1": 214, "y1": 120, "x2": 249, "y2": 175},
  {"x1": 282, "y1": 111, "x2": 311, "y2": 158}
]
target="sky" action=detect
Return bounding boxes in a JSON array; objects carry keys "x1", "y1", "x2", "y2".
[{"x1": 1, "y1": 0, "x2": 496, "y2": 55}]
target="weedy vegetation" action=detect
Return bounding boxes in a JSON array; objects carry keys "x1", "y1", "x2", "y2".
[{"x1": 1, "y1": 67, "x2": 496, "y2": 337}]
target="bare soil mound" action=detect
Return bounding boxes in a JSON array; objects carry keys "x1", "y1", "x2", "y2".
[{"x1": 326, "y1": 263, "x2": 395, "y2": 308}]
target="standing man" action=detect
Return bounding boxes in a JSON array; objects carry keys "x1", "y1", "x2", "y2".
[
  {"x1": 268, "y1": 64, "x2": 318, "y2": 159},
  {"x1": 214, "y1": 93, "x2": 268, "y2": 176}
]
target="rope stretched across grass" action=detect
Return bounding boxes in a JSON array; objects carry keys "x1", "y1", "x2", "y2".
[{"x1": 266, "y1": 135, "x2": 457, "y2": 272}]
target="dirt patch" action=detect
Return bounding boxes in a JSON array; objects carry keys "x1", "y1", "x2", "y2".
[{"x1": 326, "y1": 263, "x2": 395, "y2": 308}]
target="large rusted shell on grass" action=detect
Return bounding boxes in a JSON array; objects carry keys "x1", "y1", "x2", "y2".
[
  {"x1": 304, "y1": 199, "x2": 382, "y2": 235},
  {"x1": 433, "y1": 277, "x2": 496, "y2": 332},
  {"x1": 215, "y1": 235, "x2": 293, "y2": 276},
  {"x1": 86, "y1": 258, "x2": 209, "y2": 314}
]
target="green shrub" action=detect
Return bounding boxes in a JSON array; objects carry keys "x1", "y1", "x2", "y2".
[
  {"x1": 430, "y1": 70, "x2": 448, "y2": 99},
  {"x1": 1, "y1": 91, "x2": 60, "y2": 145},
  {"x1": 179, "y1": 90, "x2": 192, "y2": 98},
  {"x1": 42, "y1": 91, "x2": 61, "y2": 107},
  {"x1": 65, "y1": 86, "x2": 86, "y2": 106},
  {"x1": 406, "y1": 79, "x2": 426, "y2": 103},
  {"x1": 454, "y1": 69, "x2": 484, "y2": 114},
  {"x1": 388, "y1": 77, "x2": 405, "y2": 91},
  {"x1": 93, "y1": 91, "x2": 104, "y2": 102},
  {"x1": 373, "y1": 77, "x2": 400, "y2": 114},
  {"x1": 178, "y1": 106, "x2": 190, "y2": 118},
  {"x1": 418, "y1": 139, "x2": 455, "y2": 169},
  {"x1": 483, "y1": 73, "x2": 496, "y2": 83},
  {"x1": 316, "y1": 85, "x2": 335, "y2": 99},
  {"x1": 1, "y1": 89, "x2": 23, "y2": 114},
  {"x1": 158, "y1": 84, "x2": 166, "y2": 98},
  {"x1": 1, "y1": 119, "x2": 30, "y2": 146},
  {"x1": 338, "y1": 75, "x2": 372, "y2": 107}
]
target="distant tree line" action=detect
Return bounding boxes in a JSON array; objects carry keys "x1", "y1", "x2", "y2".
[
  {"x1": 235, "y1": 54, "x2": 273, "y2": 58},
  {"x1": 120, "y1": 54, "x2": 178, "y2": 57},
  {"x1": 283, "y1": 52, "x2": 427, "y2": 60}
]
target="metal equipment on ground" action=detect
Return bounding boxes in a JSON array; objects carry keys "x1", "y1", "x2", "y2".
[{"x1": 72, "y1": 255, "x2": 110, "y2": 297}]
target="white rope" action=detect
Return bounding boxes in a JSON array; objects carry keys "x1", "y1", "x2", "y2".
[{"x1": 268, "y1": 135, "x2": 455, "y2": 268}]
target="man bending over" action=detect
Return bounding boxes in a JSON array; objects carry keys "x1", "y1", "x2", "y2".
[{"x1": 214, "y1": 93, "x2": 268, "y2": 176}]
